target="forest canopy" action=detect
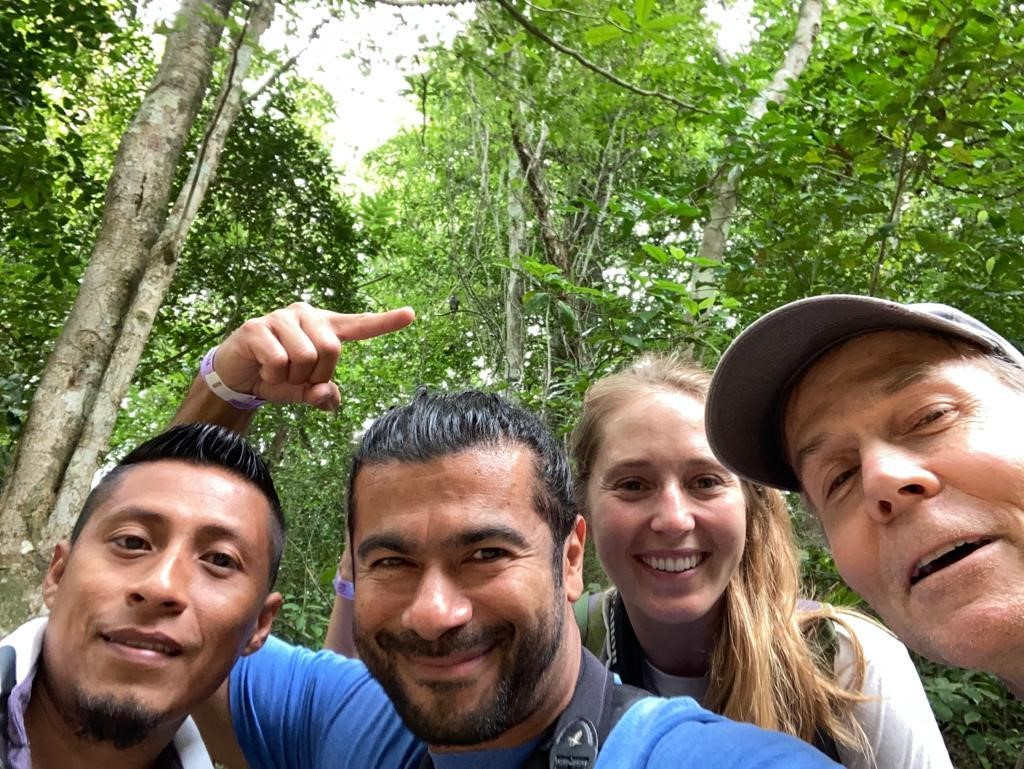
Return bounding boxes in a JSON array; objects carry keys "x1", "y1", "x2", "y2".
[{"x1": 2, "y1": 0, "x2": 1023, "y2": 763}]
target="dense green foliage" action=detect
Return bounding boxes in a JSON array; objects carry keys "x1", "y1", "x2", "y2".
[
  {"x1": 3, "y1": 0, "x2": 1024, "y2": 763},
  {"x1": 0, "y1": 0, "x2": 148, "y2": 462}
]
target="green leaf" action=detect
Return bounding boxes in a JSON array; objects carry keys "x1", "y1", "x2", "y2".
[
  {"x1": 584, "y1": 25, "x2": 625, "y2": 46},
  {"x1": 644, "y1": 13, "x2": 688, "y2": 32},
  {"x1": 521, "y1": 259, "x2": 562, "y2": 278},
  {"x1": 640, "y1": 243, "x2": 669, "y2": 264},
  {"x1": 652, "y1": 278, "x2": 690, "y2": 295},
  {"x1": 929, "y1": 699, "x2": 954, "y2": 721},
  {"x1": 556, "y1": 299, "x2": 578, "y2": 333},
  {"x1": 668, "y1": 200, "x2": 701, "y2": 218},
  {"x1": 634, "y1": 0, "x2": 655, "y2": 25},
  {"x1": 914, "y1": 230, "x2": 960, "y2": 256},
  {"x1": 966, "y1": 733, "x2": 987, "y2": 755},
  {"x1": 949, "y1": 145, "x2": 974, "y2": 164},
  {"x1": 522, "y1": 291, "x2": 550, "y2": 315},
  {"x1": 621, "y1": 334, "x2": 643, "y2": 350},
  {"x1": 608, "y1": 6, "x2": 632, "y2": 28}
]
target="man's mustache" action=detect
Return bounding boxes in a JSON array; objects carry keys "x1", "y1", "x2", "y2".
[{"x1": 374, "y1": 623, "x2": 514, "y2": 657}]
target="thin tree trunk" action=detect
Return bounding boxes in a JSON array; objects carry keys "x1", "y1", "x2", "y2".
[
  {"x1": 510, "y1": 119, "x2": 572, "y2": 276},
  {"x1": 0, "y1": 0, "x2": 235, "y2": 558},
  {"x1": 45, "y1": 0, "x2": 277, "y2": 545},
  {"x1": 698, "y1": 0, "x2": 822, "y2": 264},
  {"x1": 505, "y1": 148, "x2": 527, "y2": 391}
]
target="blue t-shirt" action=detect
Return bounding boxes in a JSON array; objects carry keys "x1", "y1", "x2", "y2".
[{"x1": 230, "y1": 636, "x2": 838, "y2": 769}]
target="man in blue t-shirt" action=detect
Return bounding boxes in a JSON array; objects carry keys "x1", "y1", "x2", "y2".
[{"x1": 186, "y1": 303, "x2": 838, "y2": 768}]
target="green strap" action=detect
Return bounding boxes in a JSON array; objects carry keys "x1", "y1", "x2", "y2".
[
  {"x1": 573, "y1": 589, "x2": 610, "y2": 659},
  {"x1": 573, "y1": 590, "x2": 592, "y2": 645}
]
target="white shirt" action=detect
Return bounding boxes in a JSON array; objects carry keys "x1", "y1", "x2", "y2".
[{"x1": 639, "y1": 612, "x2": 953, "y2": 769}]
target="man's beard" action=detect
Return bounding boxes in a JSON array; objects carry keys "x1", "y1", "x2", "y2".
[
  {"x1": 65, "y1": 686, "x2": 163, "y2": 749},
  {"x1": 356, "y1": 600, "x2": 564, "y2": 746},
  {"x1": 37, "y1": 653, "x2": 167, "y2": 750}
]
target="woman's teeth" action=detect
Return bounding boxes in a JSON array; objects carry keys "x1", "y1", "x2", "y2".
[{"x1": 640, "y1": 553, "x2": 704, "y2": 573}]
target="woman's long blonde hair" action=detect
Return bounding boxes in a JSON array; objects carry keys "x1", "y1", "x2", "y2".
[{"x1": 571, "y1": 352, "x2": 869, "y2": 751}]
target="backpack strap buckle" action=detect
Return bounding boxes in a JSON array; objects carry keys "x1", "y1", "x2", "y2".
[{"x1": 549, "y1": 717, "x2": 598, "y2": 769}]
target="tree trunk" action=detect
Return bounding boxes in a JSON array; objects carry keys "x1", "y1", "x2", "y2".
[
  {"x1": 505, "y1": 147, "x2": 527, "y2": 391},
  {"x1": 0, "y1": 0, "x2": 235, "y2": 563},
  {"x1": 510, "y1": 119, "x2": 571, "y2": 277},
  {"x1": 44, "y1": 0, "x2": 277, "y2": 547},
  {"x1": 698, "y1": 0, "x2": 822, "y2": 264}
]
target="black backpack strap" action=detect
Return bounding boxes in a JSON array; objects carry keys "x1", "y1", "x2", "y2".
[
  {"x1": 527, "y1": 649, "x2": 648, "y2": 769},
  {"x1": 417, "y1": 649, "x2": 647, "y2": 769},
  {"x1": 0, "y1": 646, "x2": 17, "y2": 769},
  {"x1": 811, "y1": 727, "x2": 841, "y2": 762},
  {"x1": 605, "y1": 592, "x2": 645, "y2": 688}
]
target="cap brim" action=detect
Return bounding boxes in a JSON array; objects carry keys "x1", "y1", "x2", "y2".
[{"x1": 706, "y1": 295, "x2": 1020, "y2": 490}]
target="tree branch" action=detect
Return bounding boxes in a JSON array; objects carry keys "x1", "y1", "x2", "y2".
[
  {"x1": 523, "y1": 0, "x2": 629, "y2": 31},
  {"x1": 367, "y1": 0, "x2": 472, "y2": 6},
  {"x1": 510, "y1": 118, "x2": 571, "y2": 276},
  {"x1": 492, "y1": 0, "x2": 710, "y2": 115},
  {"x1": 698, "y1": 0, "x2": 822, "y2": 262},
  {"x1": 245, "y1": 16, "x2": 333, "y2": 106}
]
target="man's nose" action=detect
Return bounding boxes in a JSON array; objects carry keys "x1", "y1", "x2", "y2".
[
  {"x1": 128, "y1": 549, "x2": 189, "y2": 612},
  {"x1": 860, "y1": 442, "x2": 940, "y2": 523},
  {"x1": 401, "y1": 567, "x2": 472, "y2": 641}
]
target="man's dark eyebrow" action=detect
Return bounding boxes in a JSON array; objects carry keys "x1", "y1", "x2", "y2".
[
  {"x1": 447, "y1": 526, "x2": 530, "y2": 551},
  {"x1": 102, "y1": 506, "x2": 165, "y2": 525},
  {"x1": 358, "y1": 527, "x2": 531, "y2": 560},
  {"x1": 101, "y1": 507, "x2": 249, "y2": 545},
  {"x1": 358, "y1": 533, "x2": 414, "y2": 561}
]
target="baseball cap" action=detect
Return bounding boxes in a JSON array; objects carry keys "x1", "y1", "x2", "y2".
[{"x1": 705, "y1": 294, "x2": 1024, "y2": 491}]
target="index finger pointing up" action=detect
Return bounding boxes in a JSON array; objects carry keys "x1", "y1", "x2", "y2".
[{"x1": 329, "y1": 307, "x2": 416, "y2": 342}]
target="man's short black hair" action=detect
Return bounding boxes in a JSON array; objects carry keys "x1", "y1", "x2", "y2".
[
  {"x1": 345, "y1": 389, "x2": 576, "y2": 560},
  {"x1": 73, "y1": 423, "x2": 286, "y2": 588}
]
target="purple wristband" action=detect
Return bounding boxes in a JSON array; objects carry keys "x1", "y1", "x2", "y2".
[
  {"x1": 333, "y1": 573, "x2": 355, "y2": 600},
  {"x1": 200, "y1": 346, "x2": 266, "y2": 410}
]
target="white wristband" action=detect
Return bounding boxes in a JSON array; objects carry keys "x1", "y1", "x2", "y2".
[{"x1": 200, "y1": 347, "x2": 266, "y2": 410}]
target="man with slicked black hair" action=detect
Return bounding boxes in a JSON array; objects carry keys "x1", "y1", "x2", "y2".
[
  {"x1": 0, "y1": 423, "x2": 283, "y2": 769},
  {"x1": 183, "y1": 303, "x2": 840, "y2": 769}
]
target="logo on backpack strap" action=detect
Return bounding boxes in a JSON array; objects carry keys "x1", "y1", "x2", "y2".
[{"x1": 549, "y1": 717, "x2": 598, "y2": 769}]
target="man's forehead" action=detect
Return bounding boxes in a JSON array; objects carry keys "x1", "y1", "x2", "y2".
[
  {"x1": 352, "y1": 446, "x2": 543, "y2": 528},
  {"x1": 88, "y1": 461, "x2": 269, "y2": 530},
  {"x1": 789, "y1": 329, "x2": 968, "y2": 401},
  {"x1": 781, "y1": 331, "x2": 966, "y2": 465},
  {"x1": 358, "y1": 443, "x2": 539, "y2": 485}
]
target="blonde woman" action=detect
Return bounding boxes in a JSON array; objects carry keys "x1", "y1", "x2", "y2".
[{"x1": 570, "y1": 353, "x2": 952, "y2": 768}]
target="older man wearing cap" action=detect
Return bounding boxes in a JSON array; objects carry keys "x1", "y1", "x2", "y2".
[{"x1": 705, "y1": 294, "x2": 1024, "y2": 695}]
